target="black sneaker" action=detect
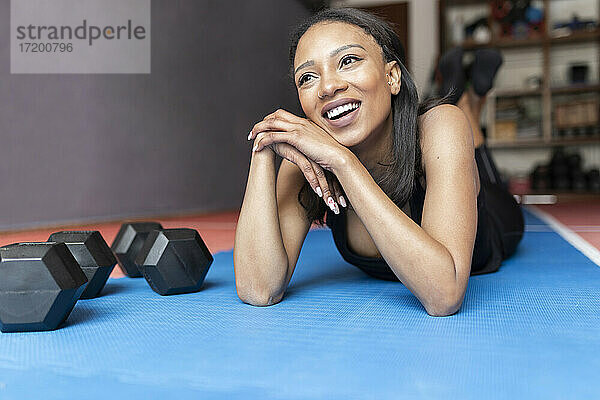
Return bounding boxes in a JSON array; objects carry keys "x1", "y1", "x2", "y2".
[{"x1": 470, "y1": 48, "x2": 503, "y2": 97}]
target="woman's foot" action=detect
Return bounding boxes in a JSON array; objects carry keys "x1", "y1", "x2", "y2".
[
  {"x1": 438, "y1": 47, "x2": 465, "y2": 104},
  {"x1": 470, "y1": 48, "x2": 503, "y2": 97}
]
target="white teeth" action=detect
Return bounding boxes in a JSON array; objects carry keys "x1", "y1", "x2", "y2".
[{"x1": 326, "y1": 102, "x2": 360, "y2": 119}]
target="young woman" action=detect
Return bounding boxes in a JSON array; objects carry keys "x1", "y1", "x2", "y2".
[{"x1": 234, "y1": 8, "x2": 523, "y2": 316}]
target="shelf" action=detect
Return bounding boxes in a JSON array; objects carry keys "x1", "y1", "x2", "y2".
[
  {"x1": 550, "y1": 29, "x2": 600, "y2": 45},
  {"x1": 487, "y1": 137, "x2": 600, "y2": 149},
  {"x1": 461, "y1": 35, "x2": 545, "y2": 50},
  {"x1": 494, "y1": 88, "x2": 542, "y2": 98},
  {"x1": 551, "y1": 84, "x2": 600, "y2": 95},
  {"x1": 460, "y1": 29, "x2": 600, "y2": 50},
  {"x1": 493, "y1": 84, "x2": 600, "y2": 98}
]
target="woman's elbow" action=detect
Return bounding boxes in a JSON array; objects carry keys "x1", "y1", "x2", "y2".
[
  {"x1": 425, "y1": 299, "x2": 462, "y2": 317},
  {"x1": 233, "y1": 256, "x2": 288, "y2": 307},
  {"x1": 422, "y1": 258, "x2": 467, "y2": 316},
  {"x1": 423, "y1": 286, "x2": 464, "y2": 317},
  {"x1": 236, "y1": 286, "x2": 284, "y2": 307}
]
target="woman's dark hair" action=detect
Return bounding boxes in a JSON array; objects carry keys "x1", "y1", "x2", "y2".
[{"x1": 288, "y1": 7, "x2": 450, "y2": 225}]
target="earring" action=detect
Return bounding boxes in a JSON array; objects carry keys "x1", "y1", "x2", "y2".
[{"x1": 386, "y1": 74, "x2": 392, "y2": 85}]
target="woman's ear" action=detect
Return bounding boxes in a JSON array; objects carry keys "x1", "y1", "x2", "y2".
[{"x1": 386, "y1": 61, "x2": 402, "y2": 95}]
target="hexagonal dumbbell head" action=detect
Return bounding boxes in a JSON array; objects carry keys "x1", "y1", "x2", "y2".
[
  {"x1": 111, "y1": 222, "x2": 163, "y2": 277},
  {"x1": 135, "y1": 228, "x2": 213, "y2": 296},
  {"x1": 48, "y1": 231, "x2": 117, "y2": 299},
  {"x1": 0, "y1": 242, "x2": 87, "y2": 333}
]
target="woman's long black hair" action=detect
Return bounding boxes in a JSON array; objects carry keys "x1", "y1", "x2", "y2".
[{"x1": 288, "y1": 7, "x2": 449, "y2": 225}]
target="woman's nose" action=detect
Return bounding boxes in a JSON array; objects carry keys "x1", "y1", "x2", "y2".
[{"x1": 318, "y1": 73, "x2": 348, "y2": 99}]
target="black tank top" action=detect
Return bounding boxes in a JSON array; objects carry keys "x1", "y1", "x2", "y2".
[{"x1": 325, "y1": 179, "x2": 503, "y2": 281}]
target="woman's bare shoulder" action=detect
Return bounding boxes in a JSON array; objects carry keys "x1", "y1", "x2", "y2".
[
  {"x1": 418, "y1": 104, "x2": 465, "y2": 132},
  {"x1": 417, "y1": 104, "x2": 473, "y2": 171},
  {"x1": 418, "y1": 104, "x2": 470, "y2": 145}
]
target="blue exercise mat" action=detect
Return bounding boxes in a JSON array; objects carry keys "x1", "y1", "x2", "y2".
[{"x1": 0, "y1": 209, "x2": 599, "y2": 399}]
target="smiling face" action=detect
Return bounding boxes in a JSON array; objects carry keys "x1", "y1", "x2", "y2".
[{"x1": 293, "y1": 21, "x2": 401, "y2": 158}]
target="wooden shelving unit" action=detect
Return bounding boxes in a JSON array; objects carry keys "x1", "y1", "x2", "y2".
[
  {"x1": 438, "y1": 0, "x2": 600, "y2": 201},
  {"x1": 439, "y1": 0, "x2": 600, "y2": 148}
]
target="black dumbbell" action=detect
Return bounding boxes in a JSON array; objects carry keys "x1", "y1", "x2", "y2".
[
  {"x1": 0, "y1": 242, "x2": 87, "y2": 333},
  {"x1": 531, "y1": 164, "x2": 550, "y2": 190},
  {"x1": 111, "y1": 222, "x2": 163, "y2": 277},
  {"x1": 587, "y1": 169, "x2": 600, "y2": 192},
  {"x1": 48, "y1": 231, "x2": 116, "y2": 299},
  {"x1": 550, "y1": 149, "x2": 567, "y2": 170},
  {"x1": 567, "y1": 153, "x2": 582, "y2": 170},
  {"x1": 136, "y1": 228, "x2": 213, "y2": 296},
  {"x1": 571, "y1": 170, "x2": 587, "y2": 192}
]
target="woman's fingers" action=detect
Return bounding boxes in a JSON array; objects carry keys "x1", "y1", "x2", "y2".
[
  {"x1": 249, "y1": 112, "x2": 298, "y2": 141},
  {"x1": 256, "y1": 136, "x2": 342, "y2": 214},
  {"x1": 297, "y1": 153, "x2": 325, "y2": 199},
  {"x1": 323, "y1": 170, "x2": 340, "y2": 214},
  {"x1": 271, "y1": 143, "x2": 321, "y2": 196},
  {"x1": 308, "y1": 160, "x2": 334, "y2": 211},
  {"x1": 331, "y1": 176, "x2": 347, "y2": 208},
  {"x1": 248, "y1": 109, "x2": 310, "y2": 142},
  {"x1": 252, "y1": 130, "x2": 298, "y2": 153}
]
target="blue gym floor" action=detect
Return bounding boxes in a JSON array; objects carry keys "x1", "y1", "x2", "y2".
[{"x1": 0, "y1": 209, "x2": 599, "y2": 399}]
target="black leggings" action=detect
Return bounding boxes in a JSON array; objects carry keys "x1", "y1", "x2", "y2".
[{"x1": 475, "y1": 144, "x2": 524, "y2": 260}]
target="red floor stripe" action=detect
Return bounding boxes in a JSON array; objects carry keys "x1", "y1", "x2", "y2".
[
  {"x1": 535, "y1": 200, "x2": 600, "y2": 254},
  {"x1": 0, "y1": 210, "x2": 241, "y2": 278}
]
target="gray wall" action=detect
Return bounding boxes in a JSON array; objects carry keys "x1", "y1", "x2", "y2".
[{"x1": 0, "y1": 0, "x2": 310, "y2": 230}]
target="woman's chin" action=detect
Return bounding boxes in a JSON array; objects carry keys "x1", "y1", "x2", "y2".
[
  {"x1": 333, "y1": 132, "x2": 363, "y2": 149},
  {"x1": 307, "y1": 116, "x2": 364, "y2": 148}
]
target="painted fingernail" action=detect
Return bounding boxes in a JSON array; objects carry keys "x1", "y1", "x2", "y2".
[
  {"x1": 315, "y1": 187, "x2": 322, "y2": 197},
  {"x1": 339, "y1": 196, "x2": 346, "y2": 208},
  {"x1": 247, "y1": 131, "x2": 252, "y2": 140},
  {"x1": 252, "y1": 144, "x2": 258, "y2": 152},
  {"x1": 333, "y1": 202, "x2": 340, "y2": 214},
  {"x1": 327, "y1": 197, "x2": 335, "y2": 211}
]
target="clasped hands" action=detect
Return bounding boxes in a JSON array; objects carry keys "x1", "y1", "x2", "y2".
[{"x1": 248, "y1": 108, "x2": 349, "y2": 214}]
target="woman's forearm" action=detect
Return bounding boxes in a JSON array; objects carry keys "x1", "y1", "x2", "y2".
[
  {"x1": 233, "y1": 148, "x2": 289, "y2": 305},
  {"x1": 332, "y1": 151, "x2": 461, "y2": 315}
]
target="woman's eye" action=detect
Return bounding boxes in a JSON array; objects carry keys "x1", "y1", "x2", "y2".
[
  {"x1": 298, "y1": 75, "x2": 313, "y2": 86},
  {"x1": 341, "y1": 55, "x2": 360, "y2": 67}
]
